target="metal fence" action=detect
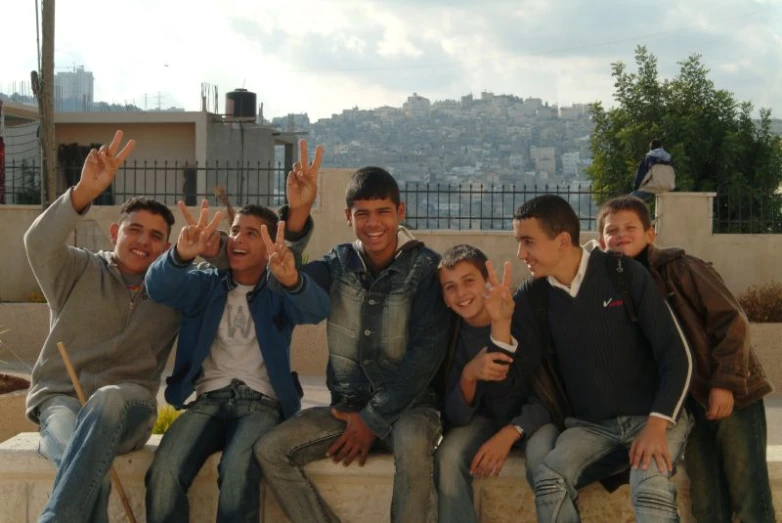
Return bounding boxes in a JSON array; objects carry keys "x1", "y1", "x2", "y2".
[
  {"x1": 2, "y1": 160, "x2": 289, "y2": 207},
  {"x1": 712, "y1": 189, "x2": 782, "y2": 234},
  {"x1": 399, "y1": 182, "x2": 615, "y2": 231},
  {"x1": 5, "y1": 160, "x2": 781, "y2": 235}
]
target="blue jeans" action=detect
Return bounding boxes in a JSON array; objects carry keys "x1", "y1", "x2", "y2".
[
  {"x1": 37, "y1": 384, "x2": 157, "y2": 523},
  {"x1": 686, "y1": 397, "x2": 775, "y2": 522},
  {"x1": 533, "y1": 412, "x2": 692, "y2": 523},
  {"x1": 145, "y1": 380, "x2": 282, "y2": 523},
  {"x1": 256, "y1": 405, "x2": 442, "y2": 523},
  {"x1": 436, "y1": 417, "x2": 560, "y2": 523}
]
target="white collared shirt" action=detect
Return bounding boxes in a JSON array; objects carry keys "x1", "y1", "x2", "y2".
[{"x1": 547, "y1": 247, "x2": 591, "y2": 298}]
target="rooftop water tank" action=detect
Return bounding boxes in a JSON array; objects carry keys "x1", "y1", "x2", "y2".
[{"x1": 225, "y1": 89, "x2": 256, "y2": 121}]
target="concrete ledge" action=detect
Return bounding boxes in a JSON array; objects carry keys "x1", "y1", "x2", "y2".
[{"x1": 3, "y1": 433, "x2": 782, "y2": 522}]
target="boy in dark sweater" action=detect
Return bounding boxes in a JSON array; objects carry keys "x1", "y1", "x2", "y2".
[
  {"x1": 434, "y1": 245, "x2": 559, "y2": 523},
  {"x1": 598, "y1": 196, "x2": 775, "y2": 523},
  {"x1": 512, "y1": 195, "x2": 693, "y2": 523}
]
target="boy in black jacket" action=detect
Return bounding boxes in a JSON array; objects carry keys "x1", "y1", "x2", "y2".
[
  {"x1": 512, "y1": 195, "x2": 693, "y2": 523},
  {"x1": 434, "y1": 245, "x2": 559, "y2": 523}
]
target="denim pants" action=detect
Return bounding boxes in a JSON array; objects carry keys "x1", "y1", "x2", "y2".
[
  {"x1": 145, "y1": 380, "x2": 282, "y2": 523},
  {"x1": 435, "y1": 417, "x2": 560, "y2": 523},
  {"x1": 255, "y1": 405, "x2": 442, "y2": 523},
  {"x1": 37, "y1": 384, "x2": 158, "y2": 523},
  {"x1": 686, "y1": 397, "x2": 775, "y2": 522},
  {"x1": 533, "y1": 411, "x2": 692, "y2": 523}
]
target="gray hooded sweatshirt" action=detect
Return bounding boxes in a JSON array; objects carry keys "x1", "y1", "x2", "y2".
[{"x1": 24, "y1": 189, "x2": 180, "y2": 423}]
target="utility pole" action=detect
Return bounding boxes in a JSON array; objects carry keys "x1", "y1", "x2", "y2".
[{"x1": 37, "y1": 0, "x2": 56, "y2": 208}]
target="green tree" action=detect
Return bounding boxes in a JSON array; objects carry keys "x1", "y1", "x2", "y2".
[{"x1": 588, "y1": 46, "x2": 782, "y2": 231}]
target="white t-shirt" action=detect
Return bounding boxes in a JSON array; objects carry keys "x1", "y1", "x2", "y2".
[{"x1": 195, "y1": 283, "x2": 276, "y2": 398}]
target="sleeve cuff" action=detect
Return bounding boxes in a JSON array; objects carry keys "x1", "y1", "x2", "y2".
[
  {"x1": 283, "y1": 274, "x2": 305, "y2": 294},
  {"x1": 169, "y1": 247, "x2": 193, "y2": 268},
  {"x1": 649, "y1": 412, "x2": 676, "y2": 426},
  {"x1": 359, "y1": 404, "x2": 393, "y2": 440},
  {"x1": 490, "y1": 335, "x2": 518, "y2": 354}
]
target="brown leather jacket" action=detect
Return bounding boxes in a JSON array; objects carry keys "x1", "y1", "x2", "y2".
[{"x1": 647, "y1": 245, "x2": 773, "y2": 409}]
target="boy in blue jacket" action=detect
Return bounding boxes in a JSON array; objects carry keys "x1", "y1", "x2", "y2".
[{"x1": 144, "y1": 148, "x2": 331, "y2": 523}]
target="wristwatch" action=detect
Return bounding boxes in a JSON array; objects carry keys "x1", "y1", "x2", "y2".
[{"x1": 512, "y1": 424, "x2": 524, "y2": 438}]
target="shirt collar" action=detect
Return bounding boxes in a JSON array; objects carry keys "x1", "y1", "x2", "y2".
[{"x1": 547, "y1": 246, "x2": 591, "y2": 298}]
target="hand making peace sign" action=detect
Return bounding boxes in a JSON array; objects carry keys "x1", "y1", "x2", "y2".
[
  {"x1": 286, "y1": 139, "x2": 325, "y2": 212},
  {"x1": 261, "y1": 220, "x2": 299, "y2": 288},
  {"x1": 483, "y1": 260, "x2": 514, "y2": 323},
  {"x1": 72, "y1": 130, "x2": 136, "y2": 211},
  {"x1": 175, "y1": 200, "x2": 223, "y2": 261}
]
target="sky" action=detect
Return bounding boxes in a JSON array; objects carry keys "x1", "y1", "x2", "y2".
[{"x1": 2, "y1": 0, "x2": 781, "y2": 121}]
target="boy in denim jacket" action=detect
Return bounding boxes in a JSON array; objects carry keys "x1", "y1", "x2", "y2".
[{"x1": 256, "y1": 166, "x2": 450, "y2": 523}]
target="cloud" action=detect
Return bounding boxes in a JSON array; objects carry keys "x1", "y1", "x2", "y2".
[{"x1": 2, "y1": 0, "x2": 780, "y2": 119}]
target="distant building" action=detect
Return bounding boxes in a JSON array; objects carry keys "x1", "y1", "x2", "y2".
[
  {"x1": 530, "y1": 146, "x2": 556, "y2": 175},
  {"x1": 559, "y1": 104, "x2": 588, "y2": 120},
  {"x1": 562, "y1": 151, "x2": 580, "y2": 177},
  {"x1": 403, "y1": 93, "x2": 431, "y2": 119},
  {"x1": 55, "y1": 66, "x2": 94, "y2": 111}
]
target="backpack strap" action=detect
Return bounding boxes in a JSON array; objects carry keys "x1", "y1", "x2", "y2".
[{"x1": 605, "y1": 252, "x2": 638, "y2": 323}]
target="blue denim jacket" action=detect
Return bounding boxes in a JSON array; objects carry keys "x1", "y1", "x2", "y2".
[
  {"x1": 302, "y1": 230, "x2": 450, "y2": 439},
  {"x1": 146, "y1": 248, "x2": 331, "y2": 419}
]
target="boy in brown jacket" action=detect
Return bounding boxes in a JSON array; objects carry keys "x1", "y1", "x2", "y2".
[{"x1": 598, "y1": 195, "x2": 775, "y2": 523}]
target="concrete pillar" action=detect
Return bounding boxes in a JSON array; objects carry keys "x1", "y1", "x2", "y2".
[{"x1": 654, "y1": 192, "x2": 716, "y2": 253}]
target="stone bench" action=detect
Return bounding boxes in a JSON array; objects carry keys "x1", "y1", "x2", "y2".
[{"x1": 4, "y1": 433, "x2": 782, "y2": 522}]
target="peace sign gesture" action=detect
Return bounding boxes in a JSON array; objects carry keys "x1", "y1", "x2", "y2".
[
  {"x1": 175, "y1": 200, "x2": 223, "y2": 262},
  {"x1": 483, "y1": 260, "x2": 514, "y2": 323},
  {"x1": 72, "y1": 130, "x2": 136, "y2": 211},
  {"x1": 261, "y1": 220, "x2": 299, "y2": 288},
  {"x1": 286, "y1": 139, "x2": 324, "y2": 212}
]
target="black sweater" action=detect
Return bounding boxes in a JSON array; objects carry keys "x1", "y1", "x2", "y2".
[{"x1": 513, "y1": 249, "x2": 692, "y2": 423}]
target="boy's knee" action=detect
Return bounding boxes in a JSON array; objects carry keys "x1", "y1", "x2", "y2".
[
  {"x1": 85, "y1": 387, "x2": 129, "y2": 419},
  {"x1": 254, "y1": 431, "x2": 289, "y2": 468},
  {"x1": 632, "y1": 475, "x2": 677, "y2": 515},
  {"x1": 434, "y1": 440, "x2": 470, "y2": 475},
  {"x1": 533, "y1": 463, "x2": 569, "y2": 496}
]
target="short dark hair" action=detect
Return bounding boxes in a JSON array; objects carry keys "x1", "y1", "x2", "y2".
[
  {"x1": 597, "y1": 196, "x2": 652, "y2": 234},
  {"x1": 345, "y1": 166, "x2": 401, "y2": 209},
  {"x1": 513, "y1": 195, "x2": 580, "y2": 246},
  {"x1": 650, "y1": 139, "x2": 663, "y2": 150},
  {"x1": 119, "y1": 197, "x2": 175, "y2": 239},
  {"x1": 236, "y1": 204, "x2": 279, "y2": 238},
  {"x1": 438, "y1": 244, "x2": 489, "y2": 279}
]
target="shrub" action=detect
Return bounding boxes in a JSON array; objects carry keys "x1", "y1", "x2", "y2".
[
  {"x1": 153, "y1": 405, "x2": 182, "y2": 434},
  {"x1": 739, "y1": 281, "x2": 782, "y2": 323}
]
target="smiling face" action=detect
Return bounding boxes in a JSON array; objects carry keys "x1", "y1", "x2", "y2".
[
  {"x1": 599, "y1": 209, "x2": 655, "y2": 258},
  {"x1": 110, "y1": 210, "x2": 170, "y2": 275},
  {"x1": 345, "y1": 197, "x2": 405, "y2": 269},
  {"x1": 227, "y1": 214, "x2": 272, "y2": 286},
  {"x1": 439, "y1": 261, "x2": 491, "y2": 327},
  {"x1": 512, "y1": 217, "x2": 569, "y2": 278}
]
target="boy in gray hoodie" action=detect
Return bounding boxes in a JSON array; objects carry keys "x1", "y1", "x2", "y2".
[{"x1": 25, "y1": 130, "x2": 185, "y2": 523}]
